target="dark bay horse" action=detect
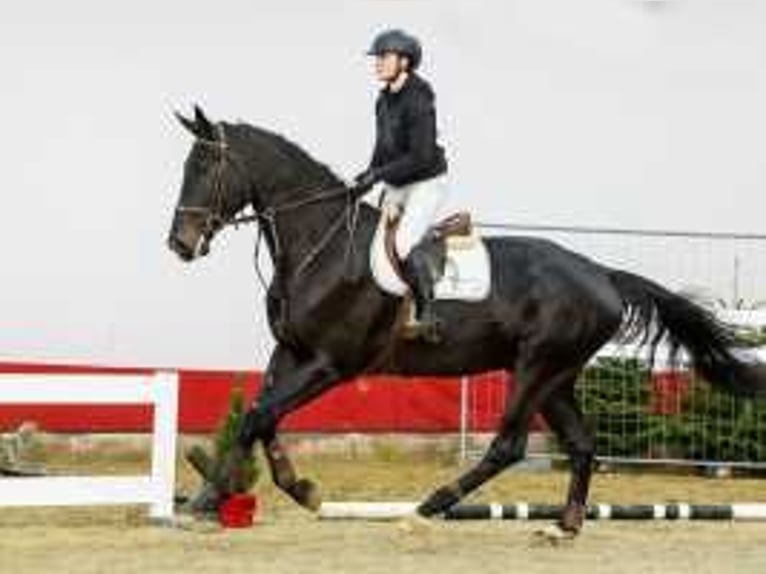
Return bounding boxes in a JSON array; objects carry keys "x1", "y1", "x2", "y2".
[{"x1": 167, "y1": 106, "x2": 766, "y2": 536}]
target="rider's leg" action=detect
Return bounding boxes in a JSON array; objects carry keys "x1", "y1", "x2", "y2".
[
  {"x1": 400, "y1": 244, "x2": 442, "y2": 341},
  {"x1": 393, "y1": 175, "x2": 450, "y2": 256},
  {"x1": 390, "y1": 176, "x2": 449, "y2": 340}
]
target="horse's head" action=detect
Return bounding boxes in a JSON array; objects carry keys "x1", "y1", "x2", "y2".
[
  {"x1": 168, "y1": 105, "x2": 251, "y2": 262},
  {"x1": 169, "y1": 106, "x2": 352, "y2": 268}
]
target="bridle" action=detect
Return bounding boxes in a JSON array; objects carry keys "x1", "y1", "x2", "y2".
[
  {"x1": 174, "y1": 123, "x2": 256, "y2": 256},
  {"x1": 174, "y1": 122, "x2": 362, "y2": 288}
]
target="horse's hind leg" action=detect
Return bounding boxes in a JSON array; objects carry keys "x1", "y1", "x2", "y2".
[
  {"x1": 228, "y1": 344, "x2": 342, "y2": 511},
  {"x1": 418, "y1": 364, "x2": 582, "y2": 517},
  {"x1": 540, "y1": 381, "x2": 594, "y2": 534}
]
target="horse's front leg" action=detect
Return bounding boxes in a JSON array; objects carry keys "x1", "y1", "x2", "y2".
[{"x1": 230, "y1": 344, "x2": 342, "y2": 511}]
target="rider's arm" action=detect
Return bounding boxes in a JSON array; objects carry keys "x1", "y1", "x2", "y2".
[
  {"x1": 367, "y1": 97, "x2": 385, "y2": 171},
  {"x1": 372, "y1": 88, "x2": 439, "y2": 186}
]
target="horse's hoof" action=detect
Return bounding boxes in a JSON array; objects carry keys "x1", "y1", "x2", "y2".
[
  {"x1": 290, "y1": 478, "x2": 322, "y2": 512},
  {"x1": 416, "y1": 485, "x2": 460, "y2": 517},
  {"x1": 532, "y1": 523, "x2": 578, "y2": 545}
]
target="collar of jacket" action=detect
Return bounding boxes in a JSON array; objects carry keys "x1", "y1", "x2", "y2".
[{"x1": 382, "y1": 72, "x2": 417, "y2": 97}]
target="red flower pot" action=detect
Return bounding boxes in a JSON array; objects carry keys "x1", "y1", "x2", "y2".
[{"x1": 218, "y1": 493, "x2": 259, "y2": 528}]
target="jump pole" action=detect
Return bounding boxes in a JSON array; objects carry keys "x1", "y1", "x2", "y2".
[{"x1": 319, "y1": 502, "x2": 766, "y2": 521}]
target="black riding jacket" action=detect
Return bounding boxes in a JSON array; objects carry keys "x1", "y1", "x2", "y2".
[{"x1": 368, "y1": 73, "x2": 448, "y2": 187}]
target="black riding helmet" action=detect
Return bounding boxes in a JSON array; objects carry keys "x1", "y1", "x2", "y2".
[{"x1": 367, "y1": 29, "x2": 422, "y2": 70}]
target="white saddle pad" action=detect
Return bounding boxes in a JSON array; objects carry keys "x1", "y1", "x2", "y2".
[{"x1": 369, "y1": 213, "x2": 491, "y2": 302}]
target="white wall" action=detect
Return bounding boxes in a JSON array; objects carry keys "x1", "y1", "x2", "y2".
[{"x1": 1, "y1": 0, "x2": 764, "y2": 369}]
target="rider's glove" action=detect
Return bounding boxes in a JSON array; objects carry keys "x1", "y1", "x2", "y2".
[{"x1": 351, "y1": 168, "x2": 380, "y2": 199}]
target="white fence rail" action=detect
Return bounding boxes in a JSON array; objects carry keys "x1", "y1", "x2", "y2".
[{"x1": 0, "y1": 371, "x2": 179, "y2": 520}]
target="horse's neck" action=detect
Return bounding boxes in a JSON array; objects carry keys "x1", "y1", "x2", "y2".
[
  {"x1": 263, "y1": 190, "x2": 349, "y2": 276},
  {"x1": 261, "y1": 198, "x2": 381, "y2": 297},
  {"x1": 236, "y1": 129, "x2": 368, "y2": 284}
]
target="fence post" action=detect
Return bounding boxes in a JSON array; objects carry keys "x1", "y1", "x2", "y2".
[
  {"x1": 459, "y1": 375, "x2": 469, "y2": 462},
  {"x1": 149, "y1": 371, "x2": 179, "y2": 520}
]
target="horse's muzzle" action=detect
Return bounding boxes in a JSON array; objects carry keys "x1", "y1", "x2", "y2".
[{"x1": 167, "y1": 233, "x2": 195, "y2": 262}]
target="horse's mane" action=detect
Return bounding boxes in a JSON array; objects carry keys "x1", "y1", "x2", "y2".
[{"x1": 225, "y1": 121, "x2": 345, "y2": 189}]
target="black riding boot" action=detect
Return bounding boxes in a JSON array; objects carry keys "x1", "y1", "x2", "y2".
[{"x1": 400, "y1": 248, "x2": 442, "y2": 344}]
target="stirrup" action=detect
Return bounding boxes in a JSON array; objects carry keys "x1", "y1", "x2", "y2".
[{"x1": 402, "y1": 307, "x2": 442, "y2": 344}]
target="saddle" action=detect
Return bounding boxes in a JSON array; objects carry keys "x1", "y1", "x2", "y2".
[
  {"x1": 370, "y1": 208, "x2": 490, "y2": 302},
  {"x1": 431, "y1": 212, "x2": 473, "y2": 240},
  {"x1": 384, "y1": 211, "x2": 474, "y2": 283}
]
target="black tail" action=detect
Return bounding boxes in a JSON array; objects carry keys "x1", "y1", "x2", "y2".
[{"x1": 608, "y1": 269, "x2": 766, "y2": 397}]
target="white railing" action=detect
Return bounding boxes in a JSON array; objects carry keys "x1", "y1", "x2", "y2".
[{"x1": 0, "y1": 371, "x2": 179, "y2": 520}]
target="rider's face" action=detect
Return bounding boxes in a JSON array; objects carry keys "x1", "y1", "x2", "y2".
[{"x1": 375, "y1": 52, "x2": 406, "y2": 83}]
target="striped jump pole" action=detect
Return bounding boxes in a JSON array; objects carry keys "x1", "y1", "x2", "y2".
[{"x1": 319, "y1": 502, "x2": 766, "y2": 521}]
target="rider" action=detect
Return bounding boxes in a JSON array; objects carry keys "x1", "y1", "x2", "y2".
[{"x1": 354, "y1": 29, "x2": 449, "y2": 343}]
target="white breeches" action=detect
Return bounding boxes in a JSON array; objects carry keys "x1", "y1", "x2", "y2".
[{"x1": 380, "y1": 175, "x2": 450, "y2": 258}]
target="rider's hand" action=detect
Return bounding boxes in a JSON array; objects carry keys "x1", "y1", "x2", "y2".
[{"x1": 352, "y1": 169, "x2": 380, "y2": 198}]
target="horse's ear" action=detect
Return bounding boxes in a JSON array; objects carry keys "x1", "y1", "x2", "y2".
[
  {"x1": 193, "y1": 104, "x2": 217, "y2": 141},
  {"x1": 174, "y1": 110, "x2": 199, "y2": 137}
]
